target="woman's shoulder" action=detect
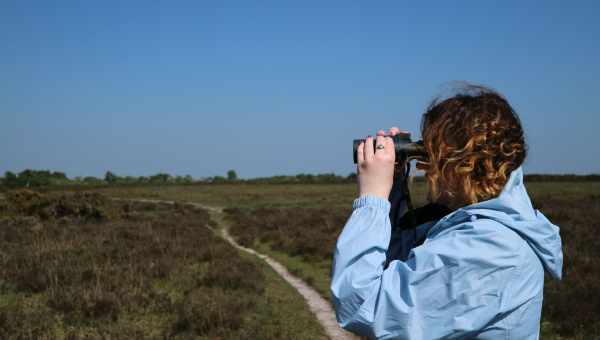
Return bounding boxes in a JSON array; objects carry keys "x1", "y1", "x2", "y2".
[{"x1": 420, "y1": 215, "x2": 531, "y2": 264}]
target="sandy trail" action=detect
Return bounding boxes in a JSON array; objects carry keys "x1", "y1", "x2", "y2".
[{"x1": 118, "y1": 197, "x2": 359, "y2": 340}]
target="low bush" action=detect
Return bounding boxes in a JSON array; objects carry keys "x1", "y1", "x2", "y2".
[{"x1": 3, "y1": 189, "x2": 119, "y2": 220}]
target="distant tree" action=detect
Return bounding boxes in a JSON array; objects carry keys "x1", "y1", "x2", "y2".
[
  {"x1": 18, "y1": 169, "x2": 51, "y2": 187},
  {"x1": 18, "y1": 170, "x2": 33, "y2": 187},
  {"x1": 150, "y1": 173, "x2": 171, "y2": 184},
  {"x1": 83, "y1": 176, "x2": 103, "y2": 184},
  {"x1": 183, "y1": 175, "x2": 194, "y2": 183},
  {"x1": 313, "y1": 172, "x2": 344, "y2": 183},
  {"x1": 227, "y1": 169, "x2": 238, "y2": 181},
  {"x1": 104, "y1": 171, "x2": 118, "y2": 184},
  {"x1": 0, "y1": 170, "x2": 73, "y2": 187},
  {"x1": 347, "y1": 172, "x2": 357, "y2": 181},
  {"x1": 212, "y1": 176, "x2": 227, "y2": 183},
  {"x1": 51, "y1": 171, "x2": 67, "y2": 180},
  {"x1": 4, "y1": 171, "x2": 18, "y2": 187},
  {"x1": 122, "y1": 176, "x2": 137, "y2": 184},
  {"x1": 296, "y1": 173, "x2": 314, "y2": 183}
]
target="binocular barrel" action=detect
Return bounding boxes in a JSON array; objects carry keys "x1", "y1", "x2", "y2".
[{"x1": 352, "y1": 135, "x2": 428, "y2": 164}]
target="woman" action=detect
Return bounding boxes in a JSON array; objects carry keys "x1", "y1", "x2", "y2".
[{"x1": 331, "y1": 84, "x2": 563, "y2": 339}]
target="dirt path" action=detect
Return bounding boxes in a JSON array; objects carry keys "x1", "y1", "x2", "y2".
[{"x1": 119, "y1": 197, "x2": 359, "y2": 340}]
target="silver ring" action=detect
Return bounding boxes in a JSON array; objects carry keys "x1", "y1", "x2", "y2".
[{"x1": 376, "y1": 144, "x2": 385, "y2": 150}]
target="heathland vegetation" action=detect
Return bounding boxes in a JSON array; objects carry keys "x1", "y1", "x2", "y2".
[{"x1": 0, "y1": 189, "x2": 325, "y2": 339}]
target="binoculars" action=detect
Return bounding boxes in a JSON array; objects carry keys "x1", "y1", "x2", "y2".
[{"x1": 352, "y1": 134, "x2": 428, "y2": 164}]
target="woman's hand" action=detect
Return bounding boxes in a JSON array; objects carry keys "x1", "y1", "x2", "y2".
[{"x1": 357, "y1": 127, "x2": 411, "y2": 199}]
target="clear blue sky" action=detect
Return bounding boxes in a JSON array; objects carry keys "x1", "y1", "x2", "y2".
[{"x1": 2, "y1": 1, "x2": 599, "y2": 179}]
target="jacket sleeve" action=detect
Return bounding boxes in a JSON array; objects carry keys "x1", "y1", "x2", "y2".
[{"x1": 330, "y1": 195, "x2": 519, "y2": 339}]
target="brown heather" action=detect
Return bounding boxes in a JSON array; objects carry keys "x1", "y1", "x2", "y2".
[{"x1": 0, "y1": 190, "x2": 269, "y2": 339}]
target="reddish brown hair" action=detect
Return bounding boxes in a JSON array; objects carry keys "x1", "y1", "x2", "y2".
[{"x1": 420, "y1": 84, "x2": 527, "y2": 209}]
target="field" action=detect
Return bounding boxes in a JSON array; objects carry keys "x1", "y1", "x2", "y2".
[
  {"x1": 1, "y1": 180, "x2": 598, "y2": 339},
  {"x1": 0, "y1": 190, "x2": 325, "y2": 339}
]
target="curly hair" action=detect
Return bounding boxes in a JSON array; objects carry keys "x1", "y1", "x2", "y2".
[{"x1": 419, "y1": 83, "x2": 527, "y2": 209}]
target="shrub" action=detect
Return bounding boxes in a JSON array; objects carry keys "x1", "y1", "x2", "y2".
[{"x1": 3, "y1": 189, "x2": 119, "y2": 221}]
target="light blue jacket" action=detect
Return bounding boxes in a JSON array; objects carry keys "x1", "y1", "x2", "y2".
[{"x1": 331, "y1": 167, "x2": 563, "y2": 339}]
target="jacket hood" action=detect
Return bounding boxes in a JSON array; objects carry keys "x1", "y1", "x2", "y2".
[{"x1": 440, "y1": 166, "x2": 564, "y2": 280}]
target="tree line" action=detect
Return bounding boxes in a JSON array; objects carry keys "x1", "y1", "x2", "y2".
[
  {"x1": 1, "y1": 169, "x2": 598, "y2": 189},
  {"x1": 0, "y1": 169, "x2": 358, "y2": 189}
]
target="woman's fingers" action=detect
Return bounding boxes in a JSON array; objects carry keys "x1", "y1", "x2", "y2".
[
  {"x1": 364, "y1": 129, "x2": 409, "y2": 163},
  {"x1": 385, "y1": 134, "x2": 395, "y2": 150},
  {"x1": 356, "y1": 132, "x2": 397, "y2": 199},
  {"x1": 389, "y1": 126, "x2": 411, "y2": 137},
  {"x1": 364, "y1": 135, "x2": 374, "y2": 161},
  {"x1": 375, "y1": 135, "x2": 386, "y2": 154},
  {"x1": 384, "y1": 135, "x2": 395, "y2": 161},
  {"x1": 357, "y1": 141, "x2": 365, "y2": 165}
]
